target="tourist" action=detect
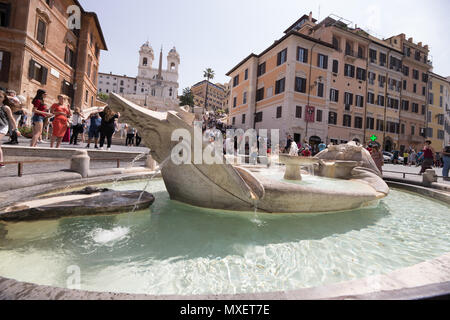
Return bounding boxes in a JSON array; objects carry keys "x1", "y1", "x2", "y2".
[
  {"x1": 135, "y1": 131, "x2": 142, "y2": 147},
  {"x1": 403, "y1": 150, "x2": 409, "y2": 166},
  {"x1": 250, "y1": 142, "x2": 259, "y2": 165},
  {"x1": 435, "y1": 152, "x2": 442, "y2": 168},
  {"x1": 5, "y1": 95, "x2": 25, "y2": 145},
  {"x1": 370, "y1": 145, "x2": 384, "y2": 174},
  {"x1": 70, "y1": 108, "x2": 84, "y2": 145},
  {"x1": 0, "y1": 91, "x2": 21, "y2": 169},
  {"x1": 419, "y1": 141, "x2": 435, "y2": 174},
  {"x1": 30, "y1": 89, "x2": 52, "y2": 147},
  {"x1": 442, "y1": 145, "x2": 450, "y2": 181},
  {"x1": 301, "y1": 148, "x2": 311, "y2": 157},
  {"x1": 50, "y1": 95, "x2": 71, "y2": 148},
  {"x1": 99, "y1": 106, "x2": 120, "y2": 151},
  {"x1": 408, "y1": 149, "x2": 417, "y2": 166},
  {"x1": 392, "y1": 150, "x2": 400, "y2": 165},
  {"x1": 126, "y1": 126, "x2": 136, "y2": 146},
  {"x1": 318, "y1": 141, "x2": 327, "y2": 153},
  {"x1": 285, "y1": 135, "x2": 293, "y2": 153},
  {"x1": 86, "y1": 113, "x2": 101, "y2": 149},
  {"x1": 81, "y1": 119, "x2": 87, "y2": 144}
]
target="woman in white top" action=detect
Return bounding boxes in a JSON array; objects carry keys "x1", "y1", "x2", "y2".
[{"x1": 70, "y1": 108, "x2": 84, "y2": 145}]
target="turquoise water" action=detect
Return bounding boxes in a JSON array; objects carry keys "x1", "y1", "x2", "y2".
[{"x1": 0, "y1": 179, "x2": 449, "y2": 295}]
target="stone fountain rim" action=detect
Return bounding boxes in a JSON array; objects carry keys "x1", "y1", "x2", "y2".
[{"x1": 0, "y1": 174, "x2": 449, "y2": 300}]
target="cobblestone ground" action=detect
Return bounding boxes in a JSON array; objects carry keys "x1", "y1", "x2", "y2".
[{"x1": 0, "y1": 135, "x2": 149, "y2": 178}]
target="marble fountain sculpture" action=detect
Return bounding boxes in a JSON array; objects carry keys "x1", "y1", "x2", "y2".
[{"x1": 108, "y1": 93, "x2": 389, "y2": 214}]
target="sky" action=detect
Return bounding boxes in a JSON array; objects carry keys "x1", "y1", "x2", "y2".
[{"x1": 79, "y1": 0, "x2": 450, "y2": 95}]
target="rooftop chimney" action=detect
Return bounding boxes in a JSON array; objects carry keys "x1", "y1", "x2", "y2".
[
  {"x1": 309, "y1": 11, "x2": 312, "y2": 22},
  {"x1": 408, "y1": 37, "x2": 413, "y2": 43},
  {"x1": 418, "y1": 42, "x2": 422, "y2": 47}
]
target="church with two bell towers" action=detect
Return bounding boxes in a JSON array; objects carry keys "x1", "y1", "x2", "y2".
[
  {"x1": 98, "y1": 41, "x2": 180, "y2": 111},
  {"x1": 136, "y1": 41, "x2": 180, "y2": 101}
]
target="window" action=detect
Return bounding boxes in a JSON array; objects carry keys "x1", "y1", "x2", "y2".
[
  {"x1": 403, "y1": 66, "x2": 409, "y2": 77},
  {"x1": 401, "y1": 100, "x2": 409, "y2": 111},
  {"x1": 356, "y1": 68, "x2": 366, "y2": 81},
  {"x1": 257, "y1": 62, "x2": 266, "y2": 76},
  {"x1": 275, "y1": 78, "x2": 285, "y2": 95},
  {"x1": 232, "y1": 117, "x2": 236, "y2": 126},
  {"x1": 85, "y1": 90, "x2": 89, "y2": 103},
  {"x1": 344, "y1": 64, "x2": 355, "y2": 78},
  {"x1": 87, "y1": 56, "x2": 92, "y2": 77},
  {"x1": 256, "y1": 88, "x2": 264, "y2": 102},
  {"x1": 244, "y1": 69, "x2": 248, "y2": 80},
  {"x1": 415, "y1": 50, "x2": 421, "y2": 61},
  {"x1": 422, "y1": 87, "x2": 426, "y2": 96},
  {"x1": 429, "y1": 93, "x2": 434, "y2": 105},
  {"x1": 438, "y1": 130, "x2": 445, "y2": 140},
  {"x1": 404, "y1": 46, "x2": 411, "y2": 57},
  {"x1": 366, "y1": 117, "x2": 375, "y2": 130},
  {"x1": 317, "y1": 83, "x2": 324, "y2": 97},
  {"x1": 330, "y1": 89, "x2": 339, "y2": 102},
  {"x1": 344, "y1": 92, "x2": 354, "y2": 106},
  {"x1": 296, "y1": 106, "x2": 302, "y2": 118},
  {"x1": 412, "y1": 103, "x2": 419, "y2": 113},
  {"x1": 390, "y1": 56, "x2": 402, "y2": 71},
  {"x1": 277, "y1": 49, "x2": 287, "y2": 66},
  {"x1": 243, "y1": 92, "x2": 247, "y2": 104},
  {"x1": 37, "y1": 19, "x2": 47, "y2": 45},
  {"x1": 328, "y1": 112, "x2": 337, "y2": 125},
  {"x1": 276, "y1": 106, "x2": 282, "y2": 119},
  {"x1": 233, "y1": 75, "x2": 239, "y2": 87},
  {"x1": 376, "y1": 119, "x2": 384, "y2": 131},
  {"x1": 0, "y1": 50, "x2": 11, "y2": 82},
  {"x1": 343, "y1": 115, "x2": 352, "y2": 127},
  {"x1": 0, "y1": 3, "x2": 11, "y2": 28},
  {"x1": 378, "y1": 75, "x2": 386, "y2": 88},
  {"x1": 317, "y1": 54, "x2": 328, "y2": 69},
  {"x1": 355, "y1": 117, "x2": 363, "y2": 129},
  {"x1": 242, "y1": 114, "x2": 246, "y2": 124},
  {"x1": 355, "y1": 95, "x2": 364, "y2": 107},
  {"x1": 401, "y1": 123, "x2": 405, "y2": 134},
  {"x1": 367, "y1": 92, "x2": 375, "y2": 104},
  {"x1": 233, "y1": 97, "x2": 237, "y2": 108},
  {"x1": 411, "y1": 126, "x2": 415, "y2": 136},
  {"x1": 64, "y1": 46, "x2": 76, "y2": 68},
  {"x1": 358, "y1": 46, "x2": 365, "y2": 59},
  {"x1": 332, "y1": 60, "x2": 339, "y2": 74},
  {"x1": 255, "y1": 112, "x2": 263, "y2": 123},
  {"x1": 297, "y1": 47, "x2": 308, "y2": 63},
  {"x1": 316, "y1": 110, "x2": 323, "y2": 122},
  {"x1": 413, "y1": 83, "x2": 417, "y2": 93},
  {"x1": 368, "y1": 72, "x2": 375, "y2": 85},
  {"x1": 332, "y1": 36, "x2": 340, "y2": 50},
  {"x1": 413, "y1": 69, "x2": 419, "y2": 80},
  {"x1": 379, "y1": 53, "x2": 386, "y2": 67},
  {"x1": 427, "y1": 111, "x2": 432, "y2": 123},
  {"x1": 28, "y1": 59, "x2": 48, "y2": 84},
  {"x1": 403, "y1": 80, "x2": 407, "y2": 90},
  {"x1": 377, "y1": 95, "x2": 385, "y2": 106},
  {"x1": 143, "y1": 58, "x2": 148, "y2": 66},
  {"x1": 295, "y1": 77, "x2": 307, "y2": 93},
  {"x1": 369, "y1": 49, "x2": 377, "y2": 63}
]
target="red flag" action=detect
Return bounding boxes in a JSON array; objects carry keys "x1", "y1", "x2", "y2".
[{"x1": 305, "y1": 106, "x2": 315, "y2": 123}]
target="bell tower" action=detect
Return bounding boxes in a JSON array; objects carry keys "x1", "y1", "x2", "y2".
[
  {"x1": 167, "y1": 47, "x2": 180, "y2": 73},
  {"x1": 138, "y1": 41, "x2": 154, "y2": 77}
]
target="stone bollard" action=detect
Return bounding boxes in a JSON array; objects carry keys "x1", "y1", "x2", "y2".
[
  {"x1": 193, "y1": 107, "x2": 203, "y2": 121},
  {"x1": 70, "y1": 151, "x2": 90, "y2": 178},
  {"x1": 423, "y1": 169, "x2": 438, "y2": 187},
  {"x1": 145, "y1": 154, "x2": 157, "y2": 171}
]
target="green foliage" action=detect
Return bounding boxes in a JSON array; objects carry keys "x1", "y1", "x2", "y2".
[
  {"x1": 179, "y1": 87, "x2": 194, "y2": 107},
  {"x1": 18, "y1": 126, "x2": 33, "y2": 138},
  {"x1": 97, "y1": 92, "x2": 109, "y2": 102}
]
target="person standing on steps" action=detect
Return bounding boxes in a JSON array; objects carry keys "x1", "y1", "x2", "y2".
[
  {"x1": 86, "y1": 112, "x2": 101, "y2": 149},
  {"x1": 99, "y1": 106, "x2": 120, "y2": 151},
  {"x1": 50, "y1": 95, "x2": 71, "y2": 148},
  {"x1": 70, "y1": 108, "x2": 84, "y2": 146},
  {"x1": 30, "y1": 89, "x2": 52, "y2": 147},
  {"x1": 0, "y1": 91, "x2": 21, "y2": 169}
]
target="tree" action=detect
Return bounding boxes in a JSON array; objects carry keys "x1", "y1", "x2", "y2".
[
  {"x1": 179, "y1": 87, "x2": 194, "y2": 107},
  {"x1": 97, "y1": 92, "x2": 109, "y2": 102},
  {"x1": 203, "y1": 68, "x2": 215, "y2": 112}
]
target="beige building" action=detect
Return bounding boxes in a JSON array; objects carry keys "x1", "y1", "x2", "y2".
[
  {"x1": 191, "y1": 80, "x2": 227, "y2": 112},
  {"x1": 0, "y1": 0, "x2": 107, "y2": 111}
]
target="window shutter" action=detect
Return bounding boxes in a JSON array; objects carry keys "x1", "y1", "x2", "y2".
[
  {"x1": 41, "y1": 66, "x2": 48, "y2": 85},
  {"x1": 304, "y1": 49, "x2": 308, "y2": 63},
  {"x1": 0, "y1": 51, "x2": 11, "y2": 82},
  {"x1": 323, "y1": 56, "x2": 328, "y2": 69},
  {"x1": 28, "y1": 59, "x2": 35, "y2": 79}
]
